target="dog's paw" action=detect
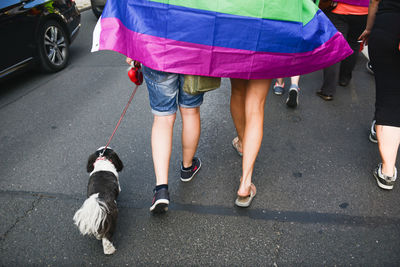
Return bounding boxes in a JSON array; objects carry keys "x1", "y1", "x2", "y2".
[
  {"x1": 102, "y1": 238, "x2": 116, "y2": 255},
  {"x1": 104, "y1": 245, "x2": 116, "y2": 255}
]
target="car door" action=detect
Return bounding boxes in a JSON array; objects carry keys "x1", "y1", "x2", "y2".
[{"x1": 0, "y1": 0, "x2": 36, "y2": 74}]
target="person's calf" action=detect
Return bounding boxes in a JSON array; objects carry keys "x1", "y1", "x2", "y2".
[{"x1": 180, "y1": 107, "x2": 201, "y2": 167}]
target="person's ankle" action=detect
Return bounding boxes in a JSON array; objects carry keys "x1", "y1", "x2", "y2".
[
  {"x1": 381, "y1": 165, "x2": 395, "y2": 177},
  {"x1": 182, "y1": 160, "x2": 193, "y2": 169},
  {"x1": 182, "y1": 164, "x2": 192, "y2": 171},
  {"x1": 237, "y1": 181, "x2": 252, "y2": 196},
  {"x1": 155, "y1": 184, "x2": 168, "y2": 192}
]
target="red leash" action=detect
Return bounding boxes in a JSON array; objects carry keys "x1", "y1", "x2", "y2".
[
  {"x1": 101, "y1": 64, "x2": 143, "y2": 155},
  {"x1": 102, "y1": 84, "x2": 139, "y2": 153}
]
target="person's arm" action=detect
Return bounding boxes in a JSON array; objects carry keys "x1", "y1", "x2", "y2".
[
  {"x1": 358, "y1": 0, "x2": 381, "y2": 45},
  {"x1": 126, "y1": 57, "x2": 141, "y2": 67}
]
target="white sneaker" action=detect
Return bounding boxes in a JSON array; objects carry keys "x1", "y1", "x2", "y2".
[
  {"x1": 369, "y1": 120, "x2": 378, "y2": 143},
  {"x1": 373, "y1": 163, "x2": 397, "y2": 190}
]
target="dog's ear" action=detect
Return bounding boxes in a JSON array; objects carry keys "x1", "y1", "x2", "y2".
[
  {"x1": 109, "y1": 151, "x2": 123, "y2": 172},
  {"x1": 87, "y1": 153, "x2": 98, "y2": 173}
]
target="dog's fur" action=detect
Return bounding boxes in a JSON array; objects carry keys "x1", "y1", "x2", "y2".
[{"x1": 73, "y1": 147, "x2": 123, "y2": 255}]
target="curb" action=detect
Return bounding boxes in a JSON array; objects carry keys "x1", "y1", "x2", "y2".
[
  {"x1": 79, "y1": 6, "x2": 92, "y2": 12},
  {"x1": 76, "y1": 0, "x2": 91, "y2": 12}
]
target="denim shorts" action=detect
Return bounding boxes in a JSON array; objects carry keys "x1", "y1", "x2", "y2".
[{"x1": 142, "y1": 66, "x2": 204, "y2": 116}]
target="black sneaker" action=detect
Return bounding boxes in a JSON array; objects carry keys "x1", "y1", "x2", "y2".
[
  {"x1": 286, "y1": 85, "x2": 299, "y2": 108},
  {"x1": 369, "y1": 120, "x2": 378, "y2": 144},
  {"x1": 366, "y1": 61, "x2": 374, "y2": 75},
  {"x1": 180, "y1": 157, "x2": 201, "y2": 182},
  {"x1": 373, "y1": 163, "x2": 397, "y2": 190},
  {"x1": 339, "y1": 74, "x2": 351, "y2": 87},
  {"x1": 316, "y1": 91, "x2": 333, "y2": 101},
  {"x1": 150, "y1": 188, "x2": 170, "y2": 213}
]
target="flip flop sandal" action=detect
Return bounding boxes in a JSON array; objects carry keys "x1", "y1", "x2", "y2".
[
  {"x1": 235, "y1": 183, "x2": 256, "y2": 207},
  {"x1": 232, "y1": 137, "x2": 243, "y2": 157}
]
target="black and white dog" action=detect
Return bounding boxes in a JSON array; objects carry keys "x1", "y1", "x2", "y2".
[{"x1": 73, "y1": 147, "x2": 123, "y2": 255}]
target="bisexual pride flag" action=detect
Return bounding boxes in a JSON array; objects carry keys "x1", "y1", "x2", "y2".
[{"x1": 92, "y1": 0, "x2": 352, "y2": 79}]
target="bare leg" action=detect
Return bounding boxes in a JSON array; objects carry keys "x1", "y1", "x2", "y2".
[
  {"x1": 151, "y1": 114, "x2": 176, "y2": 185},
  {"x1": 276, "y1": 78, "x2": 284, "y2": 86},
  {"x1": 230, "y1": 79, "x2": 248, "y2": 150},
  {"x1": 376, "y1": 125, "x2": 400, "y2": 177},
  {"x1": 238, "y1": 79, "x2": 271, "y2": 197},
  {"x1": 290, "y1": 75, "x2": 300, "y2": 87},
  {"x1": 180, "y1": 106, "x2": 201, "y2": 168}
]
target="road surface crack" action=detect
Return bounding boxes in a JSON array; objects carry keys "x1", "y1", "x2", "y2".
[{"x1": 0, "y1": 195, "x2": 43, "y2": 241}]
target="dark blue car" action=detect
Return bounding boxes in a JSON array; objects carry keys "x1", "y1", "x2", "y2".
[{"x1": 0, "y1": 0, "x2": 81, "y2": 79}]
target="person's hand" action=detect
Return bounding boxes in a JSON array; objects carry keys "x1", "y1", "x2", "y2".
[
  {"x1": 358, "y1": 29, "x2": 371, "y2": 46},
  {"x1": 126, "y1": 57, "x2": 141, "y2": 67}
]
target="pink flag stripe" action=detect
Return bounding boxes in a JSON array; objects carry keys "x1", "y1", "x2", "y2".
[
  {"x1": 336, "y1": 0, "x2": 369, "y2": 7},
  {"x1": 99, "y1": 18, "x2": 352, "y2": 79}
]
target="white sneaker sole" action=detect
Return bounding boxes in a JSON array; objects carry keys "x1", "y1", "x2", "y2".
[
  {"x1": 373, "y1": 171, "x2": 394, "y2": 190},
  {"x1": 369, "y1": 134, "x2": 378, "y2": 144},
  {"x1": 150, "y1": 199, "x2": 169, "y2": 212},
  {"x1": 180, "y1": 160, "x2": 202, "y2": 182}
]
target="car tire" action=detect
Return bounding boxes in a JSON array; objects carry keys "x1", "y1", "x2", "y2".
[
  {"x1": 37, "y1": 20, "x2": 70, "y2": 73},
  {"x1": 91, "y1": 0, "x2": 103, "y2": 18}
]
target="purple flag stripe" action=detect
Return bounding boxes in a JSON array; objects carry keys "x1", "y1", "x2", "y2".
[{"x1": 336, "y1": 0, "x2": 369, "y2": 7}]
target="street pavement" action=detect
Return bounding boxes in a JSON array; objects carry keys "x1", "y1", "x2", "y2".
[{"x1": 1, "y1": 10, "x2": 400, "y2": 266}]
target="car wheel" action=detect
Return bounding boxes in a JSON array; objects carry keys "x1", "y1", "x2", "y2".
[
  {"x1": 38, "y1": 20, "x2": 70, "y2": 73},
  {"x1": 91, "y1": 0, "x2": 103, "y2": 18}
]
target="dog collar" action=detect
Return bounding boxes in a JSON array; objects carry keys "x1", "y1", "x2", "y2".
[{"x1": 94, "y1": 157, "x2": 112, "y2": 165}]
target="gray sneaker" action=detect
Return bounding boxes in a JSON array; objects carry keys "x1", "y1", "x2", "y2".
[
  {"x1": 273, "y1": 82, "x2": 285, "y2": 95},
  {"x1": 369, "y1": 120, "x2": 377, "y2": 143},
  {"x1": 373, "y1": 163, "x2": 397, "y2": 190}
]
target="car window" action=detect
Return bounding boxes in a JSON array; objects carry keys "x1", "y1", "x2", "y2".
[{"x1": 0, "y1": 0, "x2": 20, "y2": 10}]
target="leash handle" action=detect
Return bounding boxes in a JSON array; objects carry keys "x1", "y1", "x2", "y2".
[{"x1": 101, "y1": 84, "x2": 140, "y2": 155}]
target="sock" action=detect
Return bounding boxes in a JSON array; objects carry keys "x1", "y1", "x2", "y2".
[
  {"x1": 182, "y1": 164, "x2": 192, "y2": 171},
  {"x1": 155, "y1": 184, "x2": 168, "y2": 192},
  {"x1": 290, "y1": 84, "x2": 299, "y2": 90},
  {"x1": 182, "y1": 159, "x2": 194, "y2": 171}
]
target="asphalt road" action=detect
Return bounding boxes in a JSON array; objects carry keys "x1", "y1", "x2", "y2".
[{"x1": 1, "y1": 11, "x2": 399, "y2": 266}]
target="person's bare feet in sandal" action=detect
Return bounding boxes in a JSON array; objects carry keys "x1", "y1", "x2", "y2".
[
  {"x1": 235, "y1": 183, "x2": 256, "y2": 207},
  {"x1": 232, "y1": 137, "x2": 243, "y2": 156}
]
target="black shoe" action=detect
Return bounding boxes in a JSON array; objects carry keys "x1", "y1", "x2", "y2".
[
  {"x1": 180, "y1": 157, "x2": 202, "y2": 182},
  {"x1": 316, "y1": 91, "x2": 333, "y2": 101},
  {"x1": 150, "y1": 188, "x2": 170, "y2": 213},
  {"x1": 286, "y1": 85, "x2": 299, "y2": 108},
  {"x1": 339, "y1": 76, "x2": 351, "y2": 86}
]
